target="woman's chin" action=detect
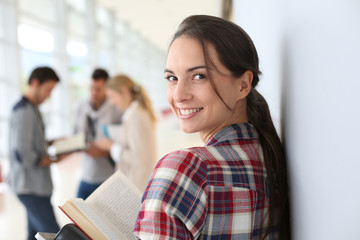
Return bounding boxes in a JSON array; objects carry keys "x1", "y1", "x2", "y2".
[{"x1": 179, "y1": 124, "x2": 198, "y2": 134}]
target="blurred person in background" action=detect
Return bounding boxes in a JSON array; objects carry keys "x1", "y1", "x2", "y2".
[
  {"x1": 94, "y1": 74, "x2": 157, "y2": 192},
  {"x1": 134, "y1": 15, "x2": 290, "y2": 239},
  {"x1": 8, "y1": 66, "x2": 69, "y2": 240},
  {"x1": 74, "y1": 68, "x2": 122, "y2": 199}
]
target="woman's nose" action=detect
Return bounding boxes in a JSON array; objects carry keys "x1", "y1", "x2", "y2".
[{"x1": 173, "y1": 79, "x2": 193, "y2": 103}]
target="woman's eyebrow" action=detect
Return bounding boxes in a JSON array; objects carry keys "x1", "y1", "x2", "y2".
[
  {"x1": 164, "y1": 69, "x2": 173, "y2": 74},
  {"x1": 164, "y1": 66, "x2": 209, "y2": 74},
  {"x1": 187, "y1": 66, "x2": 208, "y2": 72}
]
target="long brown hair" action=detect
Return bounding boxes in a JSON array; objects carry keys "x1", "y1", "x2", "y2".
[
  {"x1": 171, "y1": 15, "x2": 290, "y2": 239},
  {"x1": 107, "y1": 74, "x2": 156, "y2": 127}
]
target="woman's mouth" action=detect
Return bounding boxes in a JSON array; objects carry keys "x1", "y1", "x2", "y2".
[{"x1": 178, "y1": 107, "x2": 203, "y2": 118}]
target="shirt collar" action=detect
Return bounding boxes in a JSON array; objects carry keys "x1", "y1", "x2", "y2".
[
  {"x1": 205, "y1": 123, "x2": 259, "y2": 146},
  {"x1": 87, "y1": 98, "x2": 111, "y2": 118},
  {"x1": 90, "y1": 97, "x2": 107, "y2": 111}
]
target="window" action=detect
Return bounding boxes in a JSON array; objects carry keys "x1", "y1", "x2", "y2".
[
  {"x1": 0, "y1": 4, "x2": 4, "y2": 38},
  {"x1": 18, "y1": 24, "x2": 55, "y2": 52},
  {"x1": 95, "y1": 4, "x2": 114, "y2": 70},
  {"x1": 18, "y1": 0, "x2": 56, "y2": 23},
  {"x1": 0, "y1": 0, "x2": 167, "y2": 160}
]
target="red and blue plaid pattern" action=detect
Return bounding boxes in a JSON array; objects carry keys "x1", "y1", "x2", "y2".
[{"x1": 134, "y1": 123, "x2": 278, "y2": 239}]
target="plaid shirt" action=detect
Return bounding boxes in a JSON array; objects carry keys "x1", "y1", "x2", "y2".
[{"x1": 134, "y1": 123, "x2": 278, "y2": 239}]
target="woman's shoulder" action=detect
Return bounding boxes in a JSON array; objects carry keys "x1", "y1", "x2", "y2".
[
  {"x1": 152, "y1": 148, "x2": 209, "y2": 186},
  {"x1": 125, "y1": 104, "x2": 153, "y2": 127},
  {"x1": 124, "y1": 102, "x2": 146, "y2": 119},
  {"x1": 163, "y1": 146, "x2": 207, "y2": 158},
  {"x1": 157, "y1": 147, "x2": 208, "y2": 171}
]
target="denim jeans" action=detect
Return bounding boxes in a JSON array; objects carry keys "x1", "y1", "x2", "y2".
[
  {"x1": 76, "y1": 180, "x2": 101, "y2": 200},
  {"x1": 18, "y1": 194, "x2": 60, "y2": 240}
]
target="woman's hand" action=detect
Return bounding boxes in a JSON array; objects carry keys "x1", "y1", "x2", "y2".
[
  {"x1": 94, "y1": 138, "x2": 113, "y2": 151},
  {"x1": 85, "y1": 139, "x2": 113, "y2": 157}
]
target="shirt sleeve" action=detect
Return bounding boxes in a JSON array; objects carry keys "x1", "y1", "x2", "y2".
[
  {"x1": 110, "y1": 143, "x2": 122, "y2": 162},
  {"x1": 10, "y1": 107, "x2": 42, "y2": 168},
  {"x1": 134, "y1": 150, "x2": 209, "y2": 239}
]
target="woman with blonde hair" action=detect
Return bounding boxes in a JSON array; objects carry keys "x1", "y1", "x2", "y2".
[{"x1": 94, "y1": 74, "x2": 157, "y2": 192}]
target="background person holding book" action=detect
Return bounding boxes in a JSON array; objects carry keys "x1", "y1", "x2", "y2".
[
  {"x1": 94, "y1": 74, "x2": 157, "y2": 192},
  {"x1": 134, "y1": 15, "x2": 291, "y2": 239},
  {"x1": 73, "y1": 68, "x2": 123, "y2": 199},
  {"x1": 7, "y1": 66, "x2": 70, "y2": 240}
]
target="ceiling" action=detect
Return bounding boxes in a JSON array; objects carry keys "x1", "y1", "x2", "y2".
[{"x1": 98, "y1": 0, "x2": 222, "y2": 52}]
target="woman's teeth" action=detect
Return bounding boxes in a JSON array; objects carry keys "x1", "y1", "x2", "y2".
[{"x1": 180, "y1": 108, "x2": 202, "y2": 115}]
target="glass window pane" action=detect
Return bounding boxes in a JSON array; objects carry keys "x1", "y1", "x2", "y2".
[
  {"x1": 66, "y1": 0, "x2": 87, "y2": 13},
  {"x1": 18, "y1": 24, "x2": 54, "y2": 52},
  {"x1": 19, "y1": 0, "x2": 56, "y2": 23},
  {"x1": 20, "y1": 49, "x2": 54, "y2": 85},
  {"x1": 97, "y1": 28, "x2": 111, "y2": 48},
  {"x1": 0, "y1": 5, "x2": 3, "y2": 38},
  {"x1": 96, "y1": 6, "x2": 111, "y2": 27},
  {"x1": 0, "y1": 44, "x2": 5, "y2": 77},
  {"x1": 0, "y1": 82, "x2": 7, "y2": 118},
  {"x1": 68, "y1": 55, "x2": 89, "y2": 86},
  {"x1": 67, "y1": 40, "x2": 88, "y2": 57},
  {"x1": 0, "y1": 83, "x2": 20, "y2": 120},
  {"x1": 68, "y1": 53, "x2": 90, "y2": 108},
  {"x1": 98, "y1": 50, "x2": 111, "y2": 67},
  {"x1": 0, "y1": 121, "x2": 9, "y2": 157},
  {"x1": 68, "y1": 11, "x2": 87, "y2": 37},
  {"x1": 115, "y1": 21, "x2": 126, "y2": 36},
  {"x1": 7, "y1": 86, "x2": 21, "y2": 115}
]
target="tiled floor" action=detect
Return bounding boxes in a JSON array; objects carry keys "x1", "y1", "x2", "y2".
[{"x1": 0, "y1": 115, "x2": 202, "y2": 240}]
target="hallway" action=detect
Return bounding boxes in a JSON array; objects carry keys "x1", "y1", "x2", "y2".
[{"x1": 0, "y1": 115, "x2": 203, "y2": 239}]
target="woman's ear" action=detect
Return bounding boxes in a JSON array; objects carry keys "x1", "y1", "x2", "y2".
[{"x1": 238, "y1": 70, "x2": 253, "y2": 99}]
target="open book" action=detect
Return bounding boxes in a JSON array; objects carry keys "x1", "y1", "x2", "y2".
[
  {"x1": 59, "y1": 170, "x2": 143, "y2": 240},
  {"x1": 48, "y1": 133, "x2": 86, "y2": 156}
]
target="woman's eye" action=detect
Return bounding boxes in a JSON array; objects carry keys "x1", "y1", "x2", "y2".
[
  {"x1": 193, "y1": 73, "x2": 206, "y2": 80},
  {"x1": 165, "y1": 75, "x2": 177, "y2": 82}
]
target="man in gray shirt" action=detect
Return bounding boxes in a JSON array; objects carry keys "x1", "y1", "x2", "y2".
[
  {"x1": 74, "y1": 68, "x2": 122, "y2": 199},
  {"x1": 8, "y1": 66, "x2": 68, "y2": 240}
]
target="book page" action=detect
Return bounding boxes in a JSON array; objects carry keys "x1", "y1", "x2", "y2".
[
  {"x1": 48, "y1": 133, "x2": 86, "y2": 156},
  {"x1": 86, "y1": 170, "x2": 143, "y2": 240},
  {"x1": 70, "y1": 198, "x2": 128, "y2": 240}
]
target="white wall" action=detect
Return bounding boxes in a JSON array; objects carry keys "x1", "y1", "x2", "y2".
[
  {"x1": 234, "y1": 1, "x2": 284, "y2": 131},
  {"x1": 234, "y1": 1, "x2": 360, "y2": 239}
]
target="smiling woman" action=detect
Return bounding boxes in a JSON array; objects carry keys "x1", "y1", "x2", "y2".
[
  {"x1": 165, "y1": 36, "x2": 251, "y2": 142},
  {"x1": 134, "y1": 15, "x2": 291, "y2": 240}
]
